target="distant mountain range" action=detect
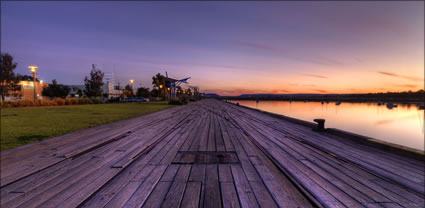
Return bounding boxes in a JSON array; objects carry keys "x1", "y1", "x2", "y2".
[{"x1": 238, "y1": 93, "x2": 349, "y2": 97}]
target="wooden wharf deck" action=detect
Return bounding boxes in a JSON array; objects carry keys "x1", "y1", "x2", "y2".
[{"x1": 1, "y1": 99, "x2": 424, "y2": 208}]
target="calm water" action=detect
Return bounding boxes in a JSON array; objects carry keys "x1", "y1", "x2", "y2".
[{"x1": 229, "y1": 100, "x2": 424, "y2": 151}]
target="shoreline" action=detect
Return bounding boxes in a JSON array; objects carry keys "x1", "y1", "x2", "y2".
[
  {"x1": 223, "y1": 98, "x2": 425, "y2": 106},
  {"x1": 224, "y1": 100, "x2": 425, "y2": 161}
]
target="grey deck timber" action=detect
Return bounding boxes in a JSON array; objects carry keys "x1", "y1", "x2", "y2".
[{"x1": 1, "y1": 99, "x2": 423, "y2": 208}]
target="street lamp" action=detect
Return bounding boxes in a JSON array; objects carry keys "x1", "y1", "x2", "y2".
[
  {"x1": 129, "y1": 79, "x2": 134, "y2": 96},
  {"x1": 28, "y1": 66, "x2": 38, "y2": 102}
]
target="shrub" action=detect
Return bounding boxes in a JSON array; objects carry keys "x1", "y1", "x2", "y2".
[
  {"x1": 36, "y1": 99, "x2": 52, "y2": 106},
  {"x1": 91, "y1": 98, "x2": 103, "y2": 104},
  {"x1": 78, "y1": 98, "x2": 93, "y2": 104},
  {"x1": 65, "y1": 98, "x2": 79, "y2": 105},
  {"x1": 1, "y1": 102, "x2": 13, "y2": 108},
  {"x1": 53, "y1": 98, "x2": 66, "y2": 105},
  {"x1": 168, "y1": 99, "x2": 183, "y2": 105},
  {"x1": 16, "y1": 100, "x2": 34, "y2": 107}
]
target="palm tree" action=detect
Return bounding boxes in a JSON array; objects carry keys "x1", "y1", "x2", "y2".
[{"x1": 152, "y1": 73, "x2": 166, "y2": 98}]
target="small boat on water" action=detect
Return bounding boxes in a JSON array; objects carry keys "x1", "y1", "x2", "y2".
[
  {"x1": 386, "y1": 103, "x2": 397, "y2": 109},
  {"x1": 321, "y1": 101, "x2": 324, "y2": 104},
  {"x1": 377, "y1": 102, "x2": 384, "y2": 106},
  {"x1": 335, "y1": 101, "x2": 341, "y2": 105}
]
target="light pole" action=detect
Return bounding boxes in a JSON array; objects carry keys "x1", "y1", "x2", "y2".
[
  {"x1": 130, "y1": 79, "x2": 134, "y2": 96},
  {"x1": 28, "y1": 66, "x2": 38, "y2": 102}
]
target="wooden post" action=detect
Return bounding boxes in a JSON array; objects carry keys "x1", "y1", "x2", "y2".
[{"x1": 313, "y1": 119, "x2": 325, "y2": 131}]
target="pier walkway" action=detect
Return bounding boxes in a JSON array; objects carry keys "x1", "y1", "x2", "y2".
[{"x1": 1, "y1": 99, "x2": 423, "y2": 208}]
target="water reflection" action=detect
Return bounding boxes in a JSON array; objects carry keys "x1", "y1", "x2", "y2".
[{"x1": 230, "y1": 100, "x2": 425, "y2": 151}]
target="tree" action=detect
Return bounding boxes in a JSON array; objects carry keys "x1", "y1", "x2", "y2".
[
  {"x1": 186, "y1": 88, "x2": 192, "y2": 96},
  {"x1": 193, "y1": 86, "x2": 200, "y2": 97},
  {"x1": 42, "y1": 79, "x2": 71, "y2": 98},
  {"x1": 124, "y1": 84, "x2": 134, "y2": 97},
  {"x1": 152, "y1": 73, "x2": 167, "y2": 97},
  {"x1": 0, "y1": 53, "x2": 20, "y2": 101},
  {"x1": 84, "y1": 64, "x2": 104, "y2": 98},
  {"x1": 76, "y1": 89, "x2": 83, "y2": 97},
  {"x1": 137, "y1": 87, "x2": 150, "y2": 98},
  {"x1": 150, "y1": 88, "x2": 160, "y2": 97},
  {"x1": 123, "y1": 90, "x2": 132, "y2": 97}
]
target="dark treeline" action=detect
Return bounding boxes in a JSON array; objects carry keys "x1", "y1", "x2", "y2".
[{"x1": 220, "y1": 90, "x2": 425, "y2": 103}]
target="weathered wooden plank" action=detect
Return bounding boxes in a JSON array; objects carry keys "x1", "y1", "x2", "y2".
[
  {"x1": 123, "y1": 165, "x2": 168, "y2": 208},
  {"x1": 2, "y1": 156, "x2": 104, "y2": 208},
  {"x1": 249, "y1": 181, "x2": 278, "y2": 208},
  {"x1": 215, "y1": 114, "x2": 226, "y2": 152},
  {"x1": 217, "y1": 116, "x2": 235, "y2": 152},
  {"x1": 142, "y1": 182, "x2": 172, "y2": 208},
  {"x1": 189, "y1": 164, "x2": 206, "y2": 182},
  {"x1": 104, "y1": 181, "x2": 141, "y2": 208},
  {"x1": 219, "y1": 164, "x2": 233, "y2": 182},
  {"x1": 161, "y1": 165, "x2": 191, "y2": 207},
  {"x1": 160, "y1": 165, "x2": 180, "y2": 182},
  {"x1": 231, "y1": 165, "x2": 259, "y2": 208},
  {"x1": 221, "y1": 181, "x2": 241, "y2": 208},
  {"x1": 181, "y1": 182, "x2": 202, "y2": 208},
  {"x1": 198, "y1": 114, "x2": 211, "y2": 151},
  {"x1": 207, "y1": 114, "x2": 217, "y2": 151},
  {"x1": 203, "y1": 164, "x2": 222, "y2": 208}
]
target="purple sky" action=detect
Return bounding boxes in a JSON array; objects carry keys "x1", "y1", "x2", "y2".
[{"x1": 1, "y1": 2, "x2": 424, "y2": 95}]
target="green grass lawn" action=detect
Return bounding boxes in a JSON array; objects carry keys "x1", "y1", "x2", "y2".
[{"x1": 1, "y1": 102, "x2": 175, "y2": 151}]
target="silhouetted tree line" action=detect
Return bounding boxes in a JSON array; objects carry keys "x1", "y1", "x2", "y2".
[{"x1": 222, "y1": 90, "x2": 425, "y2": 103}]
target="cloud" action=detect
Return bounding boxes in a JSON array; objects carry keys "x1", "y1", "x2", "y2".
[
  {"x1": 272, "y1": 89, "x2": 290, "y2": 94},
  {"x1": 302, "y1": 74, "x2": 328, "y2": 79},
  {"x1": 394, "y1": 84, "x2": 418, "y2": 88},
  {"x1": 312, "y1": 89, "x2": 328, "y2": 93},
  {"x1": 204, "y1": 88, "x2": 290, "y2": 96},
  {"x1": 378, "y1": 71, "x2": 423, "y2": 82},
  {"x1": 235, "y1": 40, "x2": 344, "y2": 66}
]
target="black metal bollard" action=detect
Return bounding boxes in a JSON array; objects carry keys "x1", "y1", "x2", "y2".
[{"x1": 313, "y1": 119, "x2": 325, "y2": 131}]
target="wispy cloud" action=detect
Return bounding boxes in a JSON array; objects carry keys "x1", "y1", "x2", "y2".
[
  {"x1": 204, "y1": 88, "x2": 290, "y2": 96},
  {"x1": 302, "y1": 74, "x2": 328, "y2": 79},
  {"x1": 394, "y1": 84, "x2": 418, "y2": 88},
  {"x1": 272, "y1": 89, "x2": 290, "y2": 94},
  {"x1": 235, "y1": 40, "x2": 344, "y2": 67},
  {"x1": 378, "y1": 71, "x2": 423, "y2": 82},
  {"x1": 312, "y1": 89, "x2": 328, "y2": 93}
]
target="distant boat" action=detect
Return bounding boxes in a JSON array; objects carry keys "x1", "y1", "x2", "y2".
[
  {"x1": 326, "y1": 101, "x2": 329, "y2": 103},
  {"x1": 336, "y1": 101, "x2": 341, "y2": 105},
  {"x1": 256, "y1": 99, "x2": 259, "y2": 103},
  {"x1": 386, "y1": 103, "x2": 397, "y2": 109},
  {"x1": 377, "y1": 102, "x2": 384, "y2": 106},
  {"x1": 321, "y1": 101, "x2": 324, "y2": 104}
]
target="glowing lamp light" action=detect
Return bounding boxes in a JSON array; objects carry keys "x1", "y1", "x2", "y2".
[
  {"x1": 28, "y1": 66, "x2": 38, "y2": 72},
  {"x1": 167, "y1": 87, "x2": 170, "y2": 91},
  {"x1": 130, "y1": 79, "x2": 134, "y2": 84},
  {"x1": 159, "y1": 84, "x2": 163, "y2": 89},
  {"x1": 40, "y1": 80, "x2": 43, "y2": 84}
]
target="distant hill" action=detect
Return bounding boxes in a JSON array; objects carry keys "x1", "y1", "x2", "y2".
[
  {"x1": 239, "y1": 93, "x2": 345, "y2": 97},
  {"x1": 219, "y1": 90, "x2": 425, "y2": 103}
]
